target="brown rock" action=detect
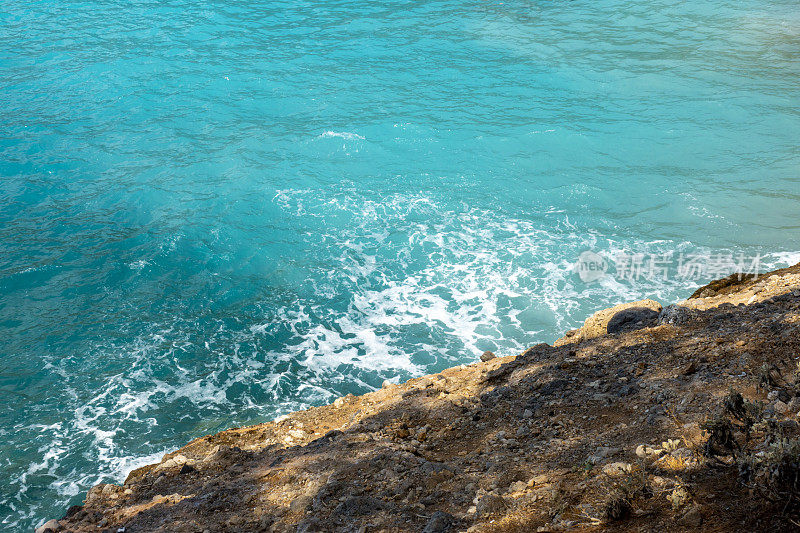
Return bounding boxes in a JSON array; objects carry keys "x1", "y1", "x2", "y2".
[
  {"x1": 480, "y1": 351, "x2": 497, "y2": 362},
  {"x1": 554, "y1": 299, "x2": 662, "y2": 345},
  {"x1": 44, "y1": 262, "x2": 800, "y2": 533},
  {"x1": 35, "y1": 520, "x2": 61, "y2": 533},
  {"x1": 476, "y1": 494, "x2": 506, "y2": 517}
]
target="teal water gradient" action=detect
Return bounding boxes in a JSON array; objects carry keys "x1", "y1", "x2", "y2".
[{"x1": 1, "y1": 0, "x2": 799, "y2": 529}]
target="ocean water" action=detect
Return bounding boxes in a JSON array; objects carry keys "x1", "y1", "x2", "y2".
[{"x1": 1, "y1": 0, "x2": 799, "y2": 529}]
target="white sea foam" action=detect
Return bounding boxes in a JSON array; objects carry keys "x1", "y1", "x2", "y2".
[
  {"x1": 14, "y1": 187, "x2": 800, "y2": 533},
  {"x1": 763, "y1": 250, "x2": 800, "y2": 270},
  {"x1": 128, "y1": 259, "x2": 149, "y2": 271},
  {"x1": 316, "y1": 131, "x2": 365, "y2": 140},
  {"x1": 116, "y1": 450, "x2": 170, "y2": 481}
]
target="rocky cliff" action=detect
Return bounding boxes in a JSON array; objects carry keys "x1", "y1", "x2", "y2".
[{"x1": 40, "y1": 263, "x2": 800, "y2": 532}]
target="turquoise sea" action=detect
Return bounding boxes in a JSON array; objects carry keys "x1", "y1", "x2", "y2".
[{"x1": 1, "y1": 0, "x2": 799, "y2": 529}]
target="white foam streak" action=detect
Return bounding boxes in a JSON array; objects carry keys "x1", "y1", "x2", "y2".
[
  {"x1": 15, "y1": 187, "x2": 800, "y2": 533},
  {"x1": 316, "y1": 131, "x2": 365, "y2": 140}
]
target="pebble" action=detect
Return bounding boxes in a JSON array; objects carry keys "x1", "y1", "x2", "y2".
[
  {"x1": 768, "y1": 390, "x2": 780, "y2": 401},
  {"x1": 678, "y1": 503, "x2": 704, "y2": 527},
  {"x1": 602, "y1": 462, "x2": 632, "y2": 476},
  {"x1": 423, "y1": 511, "x2": 455, "y2": 533},
  {"x1": 155, "y1": 454, "x2": 189, "y2": 472},
  {"x1": 635, "y1": 444, "x2": 663, "y2": 459},
  {"x1": 333, "y1": 395, "x2": 353, "y2": 408},
  {"x1": 787, "y1": 397, "x2": 800, "y2": 412},
  {"x1": 651, "y1": 476, "x2": 673, "y2": 488},
  {"x1": 508, "y1": 480, "x2": 528, "y2": 493},
  {"x1": 529, "y1": 474, "x2": 550, "y2": 486},
  {"x1": 588, "y1": 446, "x2": 620, "y2": 464},
  {"x1": 774, "y1": 400, "x2": 790, "y2": 414},
  {"x1": 476, "y1": 494, "x2": 506, "y2": 518},
  {"x1": 667, "y1": 485, "x2": 691, "y2": 510},
  {"x1": 290, "y1": 494, "x2": 313, "y2": 513}
]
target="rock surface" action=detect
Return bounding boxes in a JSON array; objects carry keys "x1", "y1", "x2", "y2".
[
  {"x1": 48, "y1": 263, "x2": 800, "y2": 532},
  {"x1": 554, "y1": 298, "x2": 662, "y2": 346},
  {"x1": 479, "y1": 351, "x2": 496, "y2": 362},
  {"x1": 34, "y1": 520, "x2": 61, "y2": 533}
]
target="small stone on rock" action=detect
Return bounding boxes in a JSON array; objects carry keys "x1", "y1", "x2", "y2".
[
  {"x1": 678, "y1": 503, "x2": 704, "y2": 527},
  {"x1": 774, "y1": 400, "x2": 790, "y2": 414},
  {"x1": 508, "y1": 480, "x2": 527, "y2": 493},
  {"x1": 635, "y1": 444, "x2": 662, "y2": 459},
  {"x1": 602, "y1": 462, "x2": 632, "y2": 476},
  {"x1": 422, "y1": 510, "x2": 455, "y2": 533},
  {"x1": 787, "y1": 397, "x2": 800, "y2": 412},
  {"x1": 476, "y1": 494, "x2": 506, "y2": 517},
  {"x1": 768, "y1": 390, "x2": 780, "y2": 401}
]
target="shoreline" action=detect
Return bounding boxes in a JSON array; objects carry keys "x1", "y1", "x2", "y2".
[{"x1": 41, "y1": 263, "x2": 800, "y2": 532}]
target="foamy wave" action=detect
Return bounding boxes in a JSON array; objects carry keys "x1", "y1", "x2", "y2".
[
  {"x1": 763, "y1": 250, "x2": 800, "y2": 270},
  {"x1": 316, "y1": 131, "x2": 365, "y2": 140},
  {"x1": 14, "y1": 187, "x2": 800, "y2": 533}
]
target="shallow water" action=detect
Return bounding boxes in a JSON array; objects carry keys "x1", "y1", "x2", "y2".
[{"x1": 1, "y1": 0, "x2": 799, "y2": 529}]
